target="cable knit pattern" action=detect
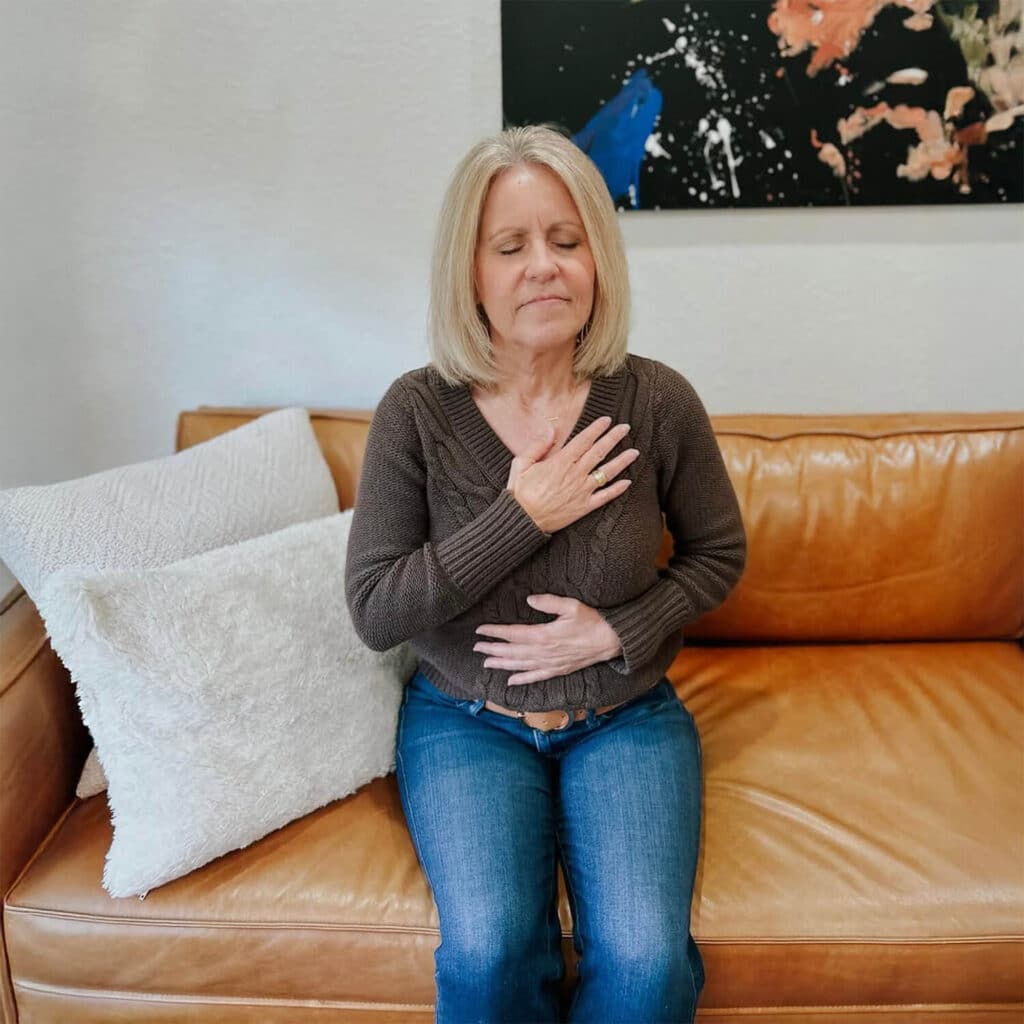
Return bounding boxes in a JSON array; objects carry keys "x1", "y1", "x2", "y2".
[{"x1": 344, "y1": 353, "x2": 747, "y2": 712}]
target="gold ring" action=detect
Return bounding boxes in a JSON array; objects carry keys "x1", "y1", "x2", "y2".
[{"x1": 591, "y1": 469, "x2": 607, "y2": 486}]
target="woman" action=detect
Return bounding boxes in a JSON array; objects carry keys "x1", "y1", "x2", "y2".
[{"x1": 345, "y1": 125, "x2": 746, "y2": 1023}]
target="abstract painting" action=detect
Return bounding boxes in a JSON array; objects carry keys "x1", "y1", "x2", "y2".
[{"x1": 501, "y1": 0, "x2": 1023, "y2": 208}]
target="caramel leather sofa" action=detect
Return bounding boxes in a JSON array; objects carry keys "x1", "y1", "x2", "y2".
[{"x1": 2, "y1": 405, "x2": 1022, "y2": 1024}]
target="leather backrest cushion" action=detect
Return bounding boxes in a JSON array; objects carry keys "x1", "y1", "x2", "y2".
[{"x1": 179, "y1": 408, "x2": 1024, "y2": 642}]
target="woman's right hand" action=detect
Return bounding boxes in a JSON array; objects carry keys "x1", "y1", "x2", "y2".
[{"x1": 507, "y1": 416, "x2": 639, "y2": 534}]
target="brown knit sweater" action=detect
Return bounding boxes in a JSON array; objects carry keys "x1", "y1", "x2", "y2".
[{"x1": 344, "y1": 352, "x2": 746, "y2": 712}]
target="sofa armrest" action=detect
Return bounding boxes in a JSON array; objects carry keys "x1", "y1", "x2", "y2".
[{"x1": 0, "y1": 589, "x2": 90, "y2": 1023}]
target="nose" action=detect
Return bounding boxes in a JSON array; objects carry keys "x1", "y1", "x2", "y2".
[{"x1": 524, "y1": 239, "x2": 558, "y2": 281}]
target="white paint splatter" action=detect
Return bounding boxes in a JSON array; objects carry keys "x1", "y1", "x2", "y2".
[
  {"x1": 699, "y1": 116, "x2": 743, "y2": 198},
  {"x1": 683, "y1": 49, "x2": 721, "y2": 90},
  {"x1": 645, "y1": 132, "x2": 672, "y2": 158},
  {"x1": 644, "y1": 46, "x2": 672, "y2": 64},
  {"x1": 759, "y1": 130, "x2": 777, "y2": 150}
]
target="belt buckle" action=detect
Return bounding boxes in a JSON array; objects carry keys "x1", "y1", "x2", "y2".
[{"x1": 521, "y1": 709, "x2": 573, "y2": 732}]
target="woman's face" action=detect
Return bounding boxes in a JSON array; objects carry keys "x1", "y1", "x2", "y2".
[{"x1": 474, "y1": 164, "x2": 596, "y2": 357}]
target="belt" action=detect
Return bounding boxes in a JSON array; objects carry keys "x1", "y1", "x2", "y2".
[{"x1": 483, "y1": 697, "x2": 630, "y2": 732}]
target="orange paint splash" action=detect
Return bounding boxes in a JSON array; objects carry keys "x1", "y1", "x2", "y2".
[
  {"x1": 831, "y1": 89, "x2": 990, "y2": 194},
  {"x1": 768, "y1": 0, "x2": 937, "y2": 77}
]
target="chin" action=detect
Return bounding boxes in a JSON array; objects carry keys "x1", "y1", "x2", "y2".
[{"x1": 511, "y1": 330, "x2": 581, "y2": 352}]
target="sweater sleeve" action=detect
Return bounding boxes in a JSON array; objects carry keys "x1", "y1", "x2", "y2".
[
  {"x1": 597, "y1": 363, "x2": 747, "y2": 674},
  {"x1": 344, "y1": 377, "x2": 552, "y2": 652}
]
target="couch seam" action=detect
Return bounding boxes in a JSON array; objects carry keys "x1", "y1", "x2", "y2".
[
  {"x1": 4, "y1": 905, "x2": 1022, "y2": 945},
  {"x1": 3, "y1": 800, "x2": 81, "y2": 905},
  {"x1": 13, "y1": 978, "x2": 432, "y2": 1011},
  {"x1": 11, "y1": 980, "x2": 1023, "y2": 1016},
  {"x1": 0, "y1": 615, "x2": 51, "y2": 699},
  {"x1": 712, "y1": 425, "x2": 1024, "y2": 441},
  {"x1": 656, "y1": 1006, "x2": 1024, "y2": 1018},
  {"x1": 186, "y1": 407, "x2": 1024, "y2": 438}
]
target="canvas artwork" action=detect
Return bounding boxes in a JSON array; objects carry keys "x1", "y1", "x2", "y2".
[{"x1": 501, "y1": 0, "x2": 1024, "y2": 208}]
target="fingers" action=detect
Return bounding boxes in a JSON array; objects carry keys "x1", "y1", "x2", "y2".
[
  {"x1": 587, "y1": 477, "x2": 632, "y2": 510},
  {"x1": 475, "y1": 623, "x2": 536, "y2": 643},
  {"x1": 526, "y1": 593, "x2": 577, "y2": 614},
  {"x1": 507, "y1": 670, "x2": 557, "y2": 685},
  {"x1": 559, "y1": 415, "x2": 617, "y2": 461},
  {"x1": 473, "y1": 640, "x2": 543, "y2": 672},
  {"x1": 577, "y1": 422, "x2": 632, "y2": 474},
  {"x1": 587, "y1": 447, "x2": 639, "y2": 487}
]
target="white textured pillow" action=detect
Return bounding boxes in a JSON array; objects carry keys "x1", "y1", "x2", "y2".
[
  {"x1": 0, "y1": 407, "x2": 338, "y2": 797},
  {"x1": 38, "y1": 511, "x2": 415, "y2": 899}
]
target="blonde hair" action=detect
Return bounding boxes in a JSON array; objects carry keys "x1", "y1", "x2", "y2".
[{"x1": 427, "y1": 124, "x2": 631, "y2": 387}]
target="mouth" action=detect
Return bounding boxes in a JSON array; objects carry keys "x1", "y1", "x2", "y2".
[{"x1": 521, "y1": 296, "x2": 569, "y2": 309}]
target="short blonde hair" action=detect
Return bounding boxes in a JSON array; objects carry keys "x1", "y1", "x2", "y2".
[{"x1": 427, "y1": 124, "x2": 631, "y2": 388}]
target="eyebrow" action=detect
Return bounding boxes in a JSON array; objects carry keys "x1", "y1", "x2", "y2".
[{"x1": 485, "y1": 220, "x2": 583, "y2": 243}]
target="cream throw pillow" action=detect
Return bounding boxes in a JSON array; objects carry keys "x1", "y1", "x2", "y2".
[
  {"x1": 38, "y1": 511, "x2": 415, "y2": 899},
  {"x1": 0, "y1": 407, "x2": 338, "y2": 797}
]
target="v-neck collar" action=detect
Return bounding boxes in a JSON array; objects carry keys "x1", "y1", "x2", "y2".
[{"x1": 433, "y1": 361, "x2": 628, "y2": 487}]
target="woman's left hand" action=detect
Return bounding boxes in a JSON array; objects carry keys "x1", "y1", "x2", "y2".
[{"x1": 472, "y1": 594, "x2": 622, "y2": 685}]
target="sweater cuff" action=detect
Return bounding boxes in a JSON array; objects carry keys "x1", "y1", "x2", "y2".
[
  {"x1": 435, "y1": 489, "x2": 551, "y2": 602},
  {"x1": 598, "y1": 578, "x2": 694, "y2": 675}
]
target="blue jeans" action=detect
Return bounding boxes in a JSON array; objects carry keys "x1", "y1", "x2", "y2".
[{"x1": 395, "y1": 668, "x2": 705, "y2": 1024}]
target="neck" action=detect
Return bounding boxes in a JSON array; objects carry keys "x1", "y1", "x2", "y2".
[{"x1": 483, "y1": 339, "x2": 581, "y2": 408}]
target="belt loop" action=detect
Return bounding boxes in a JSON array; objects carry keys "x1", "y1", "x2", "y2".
[{"x1": 467, "y1": 697, "x2": 486, "y2": 717}]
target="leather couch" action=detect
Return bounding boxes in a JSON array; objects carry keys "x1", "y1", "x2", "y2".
[{"x1": 2, "y1": 404, "x2": 1022, "y2": 1023}]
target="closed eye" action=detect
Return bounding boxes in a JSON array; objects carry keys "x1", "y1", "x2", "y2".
[{"x1": 498, "y1": 242, "x2": 580, "y2": 256}]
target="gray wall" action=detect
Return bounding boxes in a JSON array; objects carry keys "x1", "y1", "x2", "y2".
[{"x1": 2, "y1": 0, "x2": 1022, "y2": 599}]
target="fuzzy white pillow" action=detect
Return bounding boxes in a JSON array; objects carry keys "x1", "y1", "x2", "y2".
[
  {"x1": 0, "y1": 407, "x2": 339, "y2": 798},
  {"x1": 37, "y1": 511, "x2": 414, "y2": 899}
]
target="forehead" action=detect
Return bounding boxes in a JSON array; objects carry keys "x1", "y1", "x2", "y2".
[{"x1": 478, "y1": 165, "x2": 583, "y2": 228}]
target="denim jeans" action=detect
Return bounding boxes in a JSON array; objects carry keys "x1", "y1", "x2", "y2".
[{"x1": 395, "y1": 668, "x2": 705, "y2": 1024}]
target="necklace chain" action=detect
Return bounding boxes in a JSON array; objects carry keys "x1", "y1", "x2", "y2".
[{"x1": 495, "y1": 381, "x2": 584, "y2": 425}]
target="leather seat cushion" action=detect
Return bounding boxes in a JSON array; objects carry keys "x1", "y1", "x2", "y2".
[{"x1": 5, "y1": 643, "x2": 1022, "y2": 1015}]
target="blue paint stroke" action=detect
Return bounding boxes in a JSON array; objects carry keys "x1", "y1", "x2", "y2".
[{"x1": 572, "y1": 69, "x2": 663, "y2": 209}]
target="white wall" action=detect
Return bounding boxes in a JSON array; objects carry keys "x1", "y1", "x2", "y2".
[{"x1": 1, "y1": 0, "x2": 1022, "y2": 599}]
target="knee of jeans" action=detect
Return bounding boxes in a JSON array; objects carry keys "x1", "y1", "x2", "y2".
[
  {"x1": 589, "y1": 926, "x2": 693, "y2": 990},
  {"x1": 436, "y1": 912, "x2": 538, "y2": 981}
]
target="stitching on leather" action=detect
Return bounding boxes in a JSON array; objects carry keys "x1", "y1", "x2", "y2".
[
  {"x1": 5, "y1": 904, "x2": 1021, "y2": 945},
  {"x1": 646, "y1": 1004, "x2": 1023, "y2": 1017},
  {"x1": 13, "y1": 978, "x2": 433, "y2": 1011},
  {"x1": 715, "y1": 425, "x2": 1024, "y2": 441},
  {"x1": 16, "y1": 978, "x2": 1023, "y2": 1016}
]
